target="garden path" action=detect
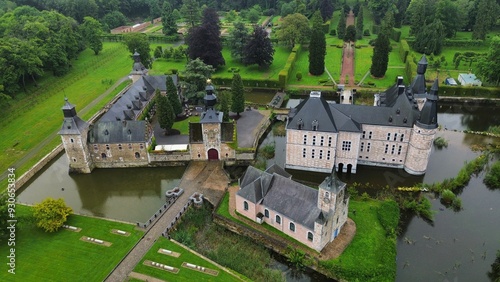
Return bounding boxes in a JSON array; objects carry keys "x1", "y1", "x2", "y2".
[{"x1": 339, "y1": 11, "x2": 356, "y2": 87}]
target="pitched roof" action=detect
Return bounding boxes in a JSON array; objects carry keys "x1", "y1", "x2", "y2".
[
  {"x1": 200, "y1": 108, "x2": 223, "y2": 123},
  {"x1": 265, "y1": 164, "x2": 292, "y2": 178},
  {"x1": 59, "y1": 116, "x2": 89, "y2": 135},
  {"x1": 287, "y1": 95, "x2": 337, "y2": 132},
  {"x1": 88, "y1": 120, "x2": 149, "y2": 143}
]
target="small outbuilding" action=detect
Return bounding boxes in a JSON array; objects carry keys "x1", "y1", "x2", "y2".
[
  {"x1": 458, "y1": 73, "x2": 482, "y2": 86},
  {"x1": 444, "y1": 77, "x2": 458, "y2": 86}
]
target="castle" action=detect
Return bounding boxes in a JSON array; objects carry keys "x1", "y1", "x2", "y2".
[
  {"x1": 236, "y1": 164, "x2": 349, "y2": 252},
  {"x1": 285, "y1": 55, "x2": 438, "y2": 175},
  {"x1": 58, "y1": 53, "x2": 235, "y2": 173}
]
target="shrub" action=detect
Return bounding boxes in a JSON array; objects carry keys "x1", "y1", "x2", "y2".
[
  {"x1": 440, "y1": 189, "x2": 456, "y2": 204},
  {"x1": 377, "y1": 200, "x2": 400, "y2": 236},
  {"x1": 260, "y1": 144, "x2": 275, "y2": 159},
  {"x1": 484, "y1": 161, "x2": 500, "y2": 188},
  {"x1": 433, "y1": 137, "x2": 448, "y2": 148},
  {"x1": 296, "y1": 72, "x2": 302, "y2": 81},
  {"x1": 330, "y1": 29, "x2": 337, "y2": 36},
  {"x1": 451, "y1": 197, "x2": 462, "y2": 211},
  {"x1": 363, "y1": 29, "x2": 370, "y2": 36},
  {"x1": 33, "y1": 198, "x2": 73, "y2": 232}
]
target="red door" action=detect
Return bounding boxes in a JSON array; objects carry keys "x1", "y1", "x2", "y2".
[{"x1": 208, "y1": 149, "x2": 219, "y2": 160}]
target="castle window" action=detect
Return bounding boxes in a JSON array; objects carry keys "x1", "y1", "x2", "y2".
[
  {"x1": 327, "y1": 150, "x2": 331, "y2": 160},
  {"x1": 387, "y1": 133, "x2": 391, "y2": 141},
  {"x1": 312, "y1": 136, "x2": 316, "y2": 145},
  {"x1": 307, "y1": 232, "x2": 313, "y2": 242},
  {"x1": 360, "y1": 142, "x2": 364, "y2": 152},
  {"x1": 140, "y1": 144, "x2": 144, "y2": 150},
  {"x1": 328, "y1": 136, "x2": 332, "y2": 147},
  {"x1": 289, "y1": 222, "x2": 295, "y2": 232},
  {"x1": 369, "y1": 131, "x2": 372, "y2": 139},
  {"x1": 135, "y1": 152, "x2": 140, "y2": 159},
  {"x1": 101, "y1": 153, "x2": 107, "y2": 159},
  {"x1": 93, "y1": 144, "x2": 98, "y2": 151},
  {"x1": 276, "y1": 215, "x2": 281, "y2": 224},
  {"x1": 72, "y1": 158, "x2": 77, "y2": 162},
  {"x1": 303, "y1": 148, "x2": 306, "y2": 158},
  {"x1": 243, "y1": 201, "x2": 248, "y2": 211},
  {"x1": 341, "y1": 141, "x2": 351, "y2": 151},
  {"x1": 312, "y1": 120, "x2": 319, "y2": 131},
  {"x1": 118, "y1": 144, "x2": 122, "y2": 150},
  {"x1": 400, "y1": 134, "x2": 405, "y2": 142},
  {"x1": 367, "y1": 143, "x2": 371, "y2": 152},
  {"x1": 297, "y1": 118, "x2": 304, "y2": 130},
  {"x1": 319, "y1": 150, "x2": 323, "y2": 159},
  {"x1": 311, "y1": 149, "x2": 315, "y2": 159},
  {"x1": 394, "y1": 133, "x2": 398, "y2": 141},
  {"x1": 362, "y1": 131, "x2": 366, "y2": 139},
  {"x1": 128, "y1": 144, "x2": 132, "y2": 149},
  {"x1": 264, "y1": 209, "x2": 269, "y2": 218},
  {"x1": 398, "y1": 145, "x2": 402, "y2": 155},
  {"x1": 70, "y1": 138, "x2": 74, "y2": 143},
  {"x1": 320, "y1": 136, "x2": 324, "y2": 146},
  {"x1": 391, "y1": 144, "x2": 395, "y2": 154},
  {"x1": 385, "y1": 144, "x2": 389, "y2": 154},
  {"x1": 106, "y1": 145, "x2": 110, "y2": 150},
  {"x1": 325, "y1": 192, "x2": 330, "y2": 199},
  {"x1": 303, "y1": 135, "x2": 307, "y2": 145}
]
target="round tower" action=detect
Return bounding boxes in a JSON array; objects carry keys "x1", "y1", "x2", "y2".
[{"x1": 404, "y1": 79, "x2": 439, "y2": 175}]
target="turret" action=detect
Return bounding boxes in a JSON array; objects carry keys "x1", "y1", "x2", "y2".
[
  {"x1": 416, "y1": 79, "x2": 439, "y2": 129},
  {"x1": 204, "y1": 79, "x2": 217, "y2": 110},
  {"x1": 58, "y1": 98, "x2": 94, "y2": 173},
  {"x1": 130, "y1": 50, "x2": 148, "y2": 82},
  {"x1": 410, "y1": 55, "x2": 428, "y2": 95}
]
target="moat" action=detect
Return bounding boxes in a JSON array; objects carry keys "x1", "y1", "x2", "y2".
[{"x1": 17, "y1": 101, "x2": 500, "y2": 281}]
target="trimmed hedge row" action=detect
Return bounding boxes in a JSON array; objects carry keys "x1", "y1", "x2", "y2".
[
  {"x1": 210, "y1": 77, "x2": 280, "y2": 88},
  {"x1": 439, "y1": 85, "x2": 500, "y2": 98},
  {"x1": 406, "y1": 38, "x2": 485, "y2": 47},
  {"x1": 278, "y1": 44, "x2": 302, "y2": 88},
  {"x1": 100, "y1": 33, "x2": 180, "y2": 43},
  {"x1": 371, "y1": 26, "x2": 401, "y2": 42},
  {"x1": 399, "y1": 40, "x2": 410, "y2": 63}
]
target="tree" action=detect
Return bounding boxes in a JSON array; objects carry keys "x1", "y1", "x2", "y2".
[
  {"x1": 183, "y1": 58, "x2": 215, "y2": 101},
  {"x1": 344, "y1": 25, "x2": 356, "y2": 42},
  {"x1": 186, "y1": 8, "x2": 225, "y2": 68},
  {"x1": 101, "y1": 11, "x2": 127, "y2": 30},
  {"x1": 472, "y1": 0, "x2": 498, "y2": 40},
  {"x1": 337, "y1": 11, "x2": 346, "y2": 39},
  {"x1": 227, "y1": 22, "x2": 250, "y2": 62},
  {"x1": 162, "y1": 2, "x2": 178, "y2": 36},
  {"x1": 246, "y1": 7, "x2": 261, "y2": 22},
  {"x1": 231, "y1": 73, "x2": 245, "y2": 117},
  {"x1": 320, "y1": 0, "x2": 334, "y2": 21},
  {"x1": 380, "y1": 10, "x2": 394, "y2": 37},
  {"x1": 277, "y1": 13, "x2": 310, "y2": 48},
  {"x1": 368, "y1": 0, "x2": 396, "y2": 24},
  {"x1": 154, "y1": 46, "x2": 162, "y2": 59},
  {"x1": 166, "y1": 75, "x2": 182, "y2": 116},
  {"x1": 217, "y1": 90, "x2": 230, "y2": 122},
  {"x1": 477, "y1": 36, "x2": 500, "y2": 86},
  {"x1": 243, "y1": 25, "x2": 274, "y2": 68},
  {"x1": 353, "y1": 2, "x2": 361, "y2": 16},
  {"x1": 435, "y1": 0, "x2": 462, "y2": 38},
  {"x1": 33, "y1": 198, "x2": 72, "y2": 233},
  {"x1": 370, "y1": 32, "x2": 390, "y2": 77},
  {"x1": 394, "y1": 0, "x2": 410, "y2": 28},
  {"x1": 488, "y1": 250, "x2": 500, "y2": 281},
  {"x1": 308, "y1": 11, "x2": 326, "y2": 75},
  {"x1": 413, "y1": 19, "x2": 445, "y2": 55},
  {"x1": 0, "y1": 192, "x2": 10, "y2": 240},
  {"x1": 406, "y1": 0, "x2": 435, "y2": 36},
  {"x1": 181, "y1": 0, "x2": 200, "y2": 27},
  {"x1": 122, "y1": 33, "x2": 152, "y2": 68},
  {"x1": 356, "y1": 7, "x2": 364, "y2": 40},
  {"x1": 156, "y1": 89, "x2": 175, "y2": 133},
  {"x1": 80, "y1": 17, "x2": 103, "y2": 55}
]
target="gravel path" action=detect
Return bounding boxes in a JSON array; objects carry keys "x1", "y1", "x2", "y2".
[{"x1": 339, "y1": 11, "x2": 356, "y2": 86}]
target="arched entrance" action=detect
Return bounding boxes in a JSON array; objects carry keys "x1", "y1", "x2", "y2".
[
  {"x1": 207, "y1": 148, "x2": 219, "y2": 160},
  {"x1": 347, "y1": 164, "x2": 353, "y2": 174},
  {"x1": 337, "y1": 163, "x2": 344, "y2": 173}
]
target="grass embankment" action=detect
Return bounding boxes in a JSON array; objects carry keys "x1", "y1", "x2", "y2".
[
  {"x1": 0, "y1": 205, "x2": 143, "y2": 282},
  {"x1": 133, "y1": 237, "x2": 249, "y2": 281},
  {"x1": 0, "y1": 43, "x2": 132, "y2": 187},
  {"x1": 170, "y1": 202, "x2": 284, "y2": 282}
]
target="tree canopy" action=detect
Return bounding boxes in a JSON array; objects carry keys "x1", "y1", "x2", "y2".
[
  {"x1": 166, "y1": 75, "x2": 182, "y2": 116},
  {"x1": 477, "y1": 36, "x2": 500, "y2": 86},
  {"x1": 308, "y1": 11, "x2": 326, "y2": 76},
  {"x1": 243, "y1": 25, "x2": 274, "y2": 68},
  {"x1": 231, "y1": 73, "x2": 245, "y2": 117},
  {"x1": 33, "y1": 198, "x2": 73, "y2": 232},
  {"x1": 370, "y1": 32, "x2": 390, "y2": 77},
  {"x1": 162, "y1": 2, "x2": 178, "y2": 36},
  {"x1": 80, "y1": 16, "x2": 103, "y2": 55},
  {"x1": 320, "y1": 0, "x2": 335, "y2": 21},
  {"x1": 122, "y1": 33, "x2": 152, "y2": 69},
  {"x1": 182, "y1": 58, "x2": 215, "y2": 101},
  {"x1": 156, "y1": 89, "x2": 175, "y2": 133},
  {"x1": 227, "y1": 22, "x2": 250, "y2": 63},
  {"x1": 277, "y1": 13, "x2": 310, "y2": 48}
]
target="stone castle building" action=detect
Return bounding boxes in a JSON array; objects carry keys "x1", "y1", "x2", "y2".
[
  {"x1": 236, "y1": 165, "x2": 349, "y2": 252},
  {"x1": 285, "y1": 55, "x2": 438, "y2": 175},
  {"x1": 59, "y1": 54, "x2": 235, "y2": 173}
]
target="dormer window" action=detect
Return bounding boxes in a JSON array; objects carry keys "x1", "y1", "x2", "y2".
[
  {"x1": 396, "y1": 108, "x2": 400, "y2": 115},
  {"x1": 388, "y1": 116, "x2": 393, "y2": 122},
  {"x1": 403, "y1": 117, "x2": 408, "y2": 124},
  {"x1": 104, "y1": 129, "x2": 109, "y2": 135},
  {"x1": 297, "y1": 118, "x2": 304, "y2": 130},
  {"x1": 312, "y1": 119, "x2": 319, "y2": 131}
]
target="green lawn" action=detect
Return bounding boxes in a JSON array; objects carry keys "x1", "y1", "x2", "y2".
[
  {"x1": 133, "y1": 237, "x2": 248, "y2": 281},
  {"x1": 0, "y1": 43, "x2": 132, "y2": 187},
  {"x1": 0, "y1": 205, "x2": 143, "y2": 282},
  {"x1": 320, "y1": 199, "x2": 397, "y2": 281},
  {"x1": 172, "y1": 116, "x2": 200, "y2": 135}
]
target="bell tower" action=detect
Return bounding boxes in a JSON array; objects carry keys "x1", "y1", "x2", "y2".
[{"x1": 58, "y1": 98, "x2": 94, "y2": 173}]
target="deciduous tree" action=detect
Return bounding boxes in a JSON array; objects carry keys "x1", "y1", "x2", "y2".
[
  {"x1": 413, "y1": 19, "x2": 445, "y2": 55},
  {"x1": 231, "y1": 73, "x2": 245, "y2": 117},
  {"x1": 181, "y1": 0, "x2": 200, "y2": 27},
  {"x1": 123, "y1": 33, "x2": 152, "y2": 68},
  {"x1": 477, "y1": 36, "x2": 500, "y2": 86},
  {"x1": 277, "y1": 13, "x2": 310, "y2": 48},
  {"x1": 472, "y1": 0, "x2": 498, "y2": 40},
  {"x1": 80, "y1": 16, "x2": 103, "y2": 55},
  {"x1": 368, "y1": 0, "x2": 396, "y2": 24},
  {"x1": 183, "y1": 58, "x2": 215, "y2": 101},
  {"x1": 308, "y1": 11, "x2": 326, "y2": 75},
  {"x1": 406, "y1": 0, "x2": 435, "y2": 36},
  {"x1": 33, "y1": 198, "x2": 72, "y2": 233},
  {"x1": 243, "y1": 25, "x2": 274, "y2": 68},
  {"x1": 370, "y1": 32, "x2": 390, "y2": 77}
]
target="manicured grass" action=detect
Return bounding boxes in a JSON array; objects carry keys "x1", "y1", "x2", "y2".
[
  {"x1": 0, "y1": 43, "x2": 132, "y2": 186},
  {"x1": 320, "y1": 199, "x2": 397, "y2": 281},
  {"x1": 0, "y1": 205, "x2": 143, "y2": 282},
  {"x1": 81, "y1": 80, "x2": 132, "y2": 121},
  {"x1": 172, "y1": 116, "x2": 200, "y2": 135},
  {"x1": 133, "y1": 237, "x2": 248, "y2": 281}
]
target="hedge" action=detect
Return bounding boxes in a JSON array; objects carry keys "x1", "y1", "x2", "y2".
[
  {"x1": 399, "y1": 40, "x2": 410, "y2": 63},
  {"x1": 406, "y1": 38, "x2": 485, "y2": 48},
  {"x1": 211, "y1": 77, "x2": 280, "y2": 89},
  {"x1": 405, "y1": 59, "x2": 417, "y2": 82},
  {"x1": 278, "y1": 44, "x2": 302, "y2": 88},
  {"x1": 371, "y1": 26, "x2": 400, "y2": 42},
  {"x1": 439, "y1": 85, "x2": 500, "y2": 98},
  {"x1": 100, "y1": 33, "x2": 180, "y2": 43}
]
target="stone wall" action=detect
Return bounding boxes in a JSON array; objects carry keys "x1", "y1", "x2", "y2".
[
  {"x1": 149, "y1": 151, "x2": 192, "y2": 162},
  {"x1": 91, "y1": 142, "x2": 149, "y2": 167}
]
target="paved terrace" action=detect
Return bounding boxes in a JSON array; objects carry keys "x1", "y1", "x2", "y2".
[{"x1": 105, "y1": 161, "x2": 229, "y2": 282}]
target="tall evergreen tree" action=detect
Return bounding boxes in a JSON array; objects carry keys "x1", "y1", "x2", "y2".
[
  {"x1": 180, "y1": 0, "x2": 200, "y2": 27},
  {"x1": 320, "y1": 0, "x2": 334, "y2": 21},
  {"x1": 370, "y1": 32, "x2": 390, "y2": 77},
  {"x1": 477, "y1": 36, "x2": 500, "y2": 86},
  {"x1": 166, "y1": 75, "x2": 182, "y2": 116},
  {"x1": 162, "y1": 2, "x2": 178, "y2": 36},
  {"x1": 231, "y1": 73, "x2": 245, "y2": 117},
  {"x1": 472, "y1": 0, "x2": 498, "y2": 40},
  {"x1": 394, "y1": 0, "x2": 410, "y2": 28},
  {"x1": 356, "y1": 7, "x2": 364, "y2": 40},
  {"x1": 309, "y1": 11, "x2": 326, "y2": 75},
  {"x1": 406, "y1": 0, "x2": 435, "y2": 36},
  {"x1": 156, "y1": 89, "x2": 175, "y2": 134},
  {"x1": 337, "y1": 11, "x2": 346, "y2": 39},
  {"x1": 227, "y1": 22, "x2": 250, "y2": 62},
  {"x1": 218, "y1": 90, "x2": 230, "y2": 122},
  {"x1": 413, "y1": 19, "x2": 445, "y2": 55},
  {"x1": 243, "y1": 25, "x2": 274, "y2": 68},
  {"x1": 186, "y1": 8, "x2": 225, "y2": 68},
  {"x1": 344, "y1": 25, "x2": 356, "y2": 42}
]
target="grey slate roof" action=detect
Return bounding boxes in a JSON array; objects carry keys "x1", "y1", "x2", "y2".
[
  {"x1": 59, "y1": 99, "x2": 89, "y2": 135},
  {"x1": 200, "y1": 108, "x2": 223, "y2": 123},
  {"x1": 287, "y1": 95, "x2": 337, "y2": 132},
  {"x1": 237, "y1": 165, "x2": 322, "y2": 230},
  {"x1": 319, "y1": 173, "x2": 346, "y2": 194},
  {"x1": 88, "y1": 120, "x2": 148, "y2": 143},
  {"x1": 265, "y1": 164, "x2": 292, "y2": 179}
]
